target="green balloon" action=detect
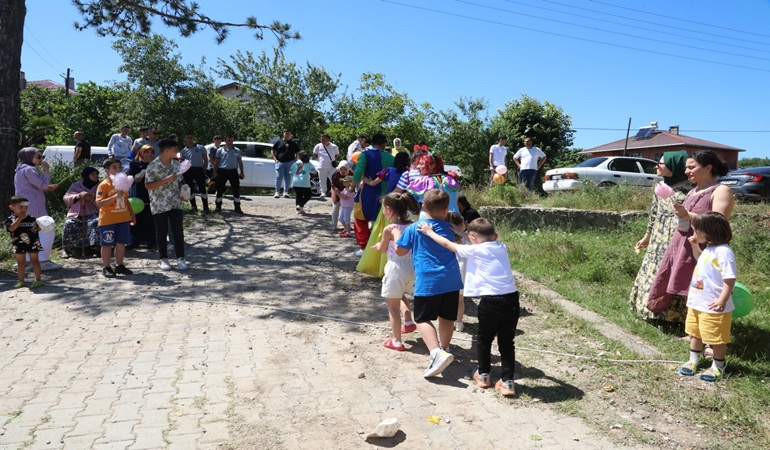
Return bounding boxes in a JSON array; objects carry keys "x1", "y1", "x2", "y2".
[
  {"x1": 732, "y1": 282, "x2": 754, "y2": 319},
  {"x1": 128, "y1": 197, "x2": 145, "y2": 214}
]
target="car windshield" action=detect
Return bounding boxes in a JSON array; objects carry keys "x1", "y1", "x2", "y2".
[{"x1": 576, "y1": 157, "x2": 607, "y2": 168}]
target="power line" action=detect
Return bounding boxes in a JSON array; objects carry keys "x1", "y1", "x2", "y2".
[
  {"x1": 589, "y1": 0, "x2": 770, "y2": 40},
  {"x1": 572, "y1": 127, "x2": 770, "y2": 133},
  {"x1": 23, "y1": 40, "x2": 63, "y2": 74},
  {"x1": 533, "y1": 0, "x2": 770, "y2": 53},
  {"x1": 24, "y1": 25, "x2": 68, "y2": 68},
  {"x1": 458, "y1": 0, "x2": 770, "y2": 62},
  {"x1": 380, "y1": 1, "x2": 770, "y2": 73}
]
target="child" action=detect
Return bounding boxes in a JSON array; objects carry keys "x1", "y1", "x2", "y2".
[
  {"x1": 291, "y1": 151, "x2": 317, "y2": 215},
  {"x1": 337, "y1": 176, "x2": 356, "y2": 237},
  {"x1": 678, "y1": 211, "x2": 736, "y2": 382},
  {"x1": 145, "y1": 138, "x2": 188, "y2": 271},
  {"x1": 395, "y1": 190, "x2": 463, "y2": 378},
  {"x1": 418, "y1": 217, "x2": 519, "y2": 397},
  {"x1": 6, "y1": 196, "x2": 43, "y2": 288},
  {"x1": 371, "y1": 192, "x2": 419, "y2": 351},
  {"x1": 365, "y1": 151, "x2": 411, "y2": 194},
  {"x1": 95, "y1": 159, "x2": 137, "y2": 278},
  {"x1": 446, "y1": 212, "x2": 469, "y2": 332}
]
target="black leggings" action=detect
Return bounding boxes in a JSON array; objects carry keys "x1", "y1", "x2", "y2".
[
  {"x1": 216, "y1": 168, "x2": 240, "y2": 201},
  {"x1": 295, "y1": 187, "x2": 312, "y2": 207},
  {"x1": 153, "y1": 209, "x2": 185, "y2": 259}
]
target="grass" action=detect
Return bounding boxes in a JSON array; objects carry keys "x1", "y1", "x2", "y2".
[{"x1": 497, "y1": 215, "x2": 770, "y2": 447}]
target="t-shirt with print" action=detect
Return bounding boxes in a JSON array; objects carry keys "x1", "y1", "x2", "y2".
[
  {"x1": 513, "y1": 146, "x2": 546, "y2": 170},
  {"x1": 5, "y1": 214, "x2": 42, "y2": 253},
  {"x1": 181, "y1": 144, "x2": 207, "y2": 168},
  {"x1": 291, "y1": 161, "x2": 315, "y2": 188},
  {"x1": 145, "y1": 159, "x2": 182, "y2": 215},
  {"x1": 108, "y1": 134, "x2": 133, "y2": 159},
  {"x1": 396, "y1": 218, "x2": 463, "y2": 296},
  {"x1": 687, "y1": 244, "x2": 737, "y2": 314},
  {"x1": 455, "y1": 241, "x2": 518, "y2": 297},
  {"x1": 96, "y1": 178, "x2": 132, "y2": 226},
  {"x1": 215, "y1": 147, "x2": 241, "y2": 170}
]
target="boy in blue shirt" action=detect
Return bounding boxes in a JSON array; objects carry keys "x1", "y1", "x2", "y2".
[{"x1": 396, "y1": 190, "x2": 463, "y2": 378}]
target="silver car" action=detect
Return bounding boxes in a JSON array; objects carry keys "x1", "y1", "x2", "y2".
[{"x1": 543, "y1": 156, "x2": 661, "y2": 192}]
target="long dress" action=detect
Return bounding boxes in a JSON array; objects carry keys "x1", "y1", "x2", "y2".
[
  {"x1": 645, "y1": 184, "x2": 720, "y2": 322},
  {"x1": 629, "y1": 183, "x2": 689, "y2": 321}
]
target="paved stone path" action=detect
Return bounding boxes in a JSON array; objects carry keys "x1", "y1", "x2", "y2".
[{"x1": 1, "y1": 197, "x2": 643, "y2": 449}]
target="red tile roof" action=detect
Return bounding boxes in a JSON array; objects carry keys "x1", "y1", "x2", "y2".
[
  {"x1": 584, "y1": 130, "x2": 743, "y2": 154},
  {"x1": 28, "y1": 79, "x2": 76, "y2": 95}
]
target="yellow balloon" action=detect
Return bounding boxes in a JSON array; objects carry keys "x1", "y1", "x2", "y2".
[{"x1": 493, "y1": 173, "x2": 505, "y2": 184}]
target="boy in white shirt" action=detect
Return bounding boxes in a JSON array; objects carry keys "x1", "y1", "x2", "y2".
[{"x1": 418, "y1": 217, "x2": 519, "y2": 396}]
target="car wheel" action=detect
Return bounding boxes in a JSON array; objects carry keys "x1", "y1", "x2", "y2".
[
  {"x1": 598, "y1": 181, "x2": 616, "y2": 187},
  {"x1": 310, "y1": 174, "x2": 320, "y2": 196}
]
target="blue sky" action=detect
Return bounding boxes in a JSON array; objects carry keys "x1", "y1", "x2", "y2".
[{"x1": 21, "y1": 0, "x2": 770, "y2": 160}]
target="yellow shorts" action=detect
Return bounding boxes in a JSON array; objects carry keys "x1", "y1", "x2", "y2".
[{"x1": 685, "y1": 308, "x2": 732, "y2": 345}]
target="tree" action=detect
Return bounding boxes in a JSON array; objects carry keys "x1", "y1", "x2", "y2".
[
  {"x1": 1, "y1": 0, "x2": 296, "y2": 212},
  {"x1": 738, "y1": 157, "x2": 770, "y2": 168},
  {"x1": 434, "y1": 97, "x2": 494, "y2": 185},
  {"x1": 327, "y1": 73, "x2": 434, "y2": 149},
  {"x1": 217, "y1": 48, "x2": 340, "y2": 149},
  {"x1": 489, "y1": 94, "x2": 575, "y2": 172}
]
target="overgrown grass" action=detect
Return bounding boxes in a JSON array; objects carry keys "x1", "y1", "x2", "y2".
[{"x1": 498, "y1": 216, "x2": 770, "y2": 446}]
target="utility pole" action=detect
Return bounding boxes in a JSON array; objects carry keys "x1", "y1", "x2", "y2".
[
  {"x1": 622, "y1": 117, "x2": 631, "y2": 156},
  {"x1": 64, "y1": 68, "x2": 71, "y2": 97}
]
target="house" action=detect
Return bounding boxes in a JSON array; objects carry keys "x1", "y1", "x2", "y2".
[
  {"x1": 583, "y1": 123, "x2": 743, "y2": 169},
  {"x1": 217, "y1": 81, "x2": 251, "y2": 101},
  {"x1": 20, "y1": 71, "x2": 76, "y2": 95}
]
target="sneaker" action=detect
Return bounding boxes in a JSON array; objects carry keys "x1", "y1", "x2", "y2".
[
  {"x1": 102, "y1": 266, "x2": 116, "y2": 278},
  {"x1": 383, "y1": 339, "x2": 405, "y2": 352},
  {"x1": 283, "y1": 194, "x2": 291, "y2": 199},
  {"x1": 678, "y1": 361, "x2": 697, "y2": 376},
  {"x1": 40, "y1": 261, "x2": 63, "y2": 271},
  {"x1": 455, "y1": 321, "x2": 465, "y2": 332},
  {"x1": 177, "y1": 258, "x2": 188, "y2": 270},
  {"x1": 353, "y1": 249, "x2": 365, "y2": 257},
  {"x1": 30, "y1": 280, "x2": 44, "y2": 289},
  {"x1": 296, "y1": 205, "x2": 302, "y2": 214},
  {"x1": 319, "y1": 193, "x2": 326, "y2": 199},
  {"x1": 114, "y1": 264, "x2": 133, "y2": 275},
  {"x1": 474, "y1": 370, "x2": 492, "y2": 388},
  {"x1": 274, "y1": 192, "x2": 280, "y2": 198},
  {"x1": 423, "y1": 350, "x2": 454, "y2": 378},
  {"x1": 298, "y1": 206, "x2": 305, "y2": 215},
  {"x1": 159, "y1": 259, "x2": 172, "y2": 271},
  {"x1": 13, "y1": 281, "x2": 26, "y2": 289},
  {"x1": 699, "y1": 366, "x2": 723, "y2": 382},
  {"x1": 401, "y1": 323, "x2": 417, "y2": 334},
  {"x1": 495, "y1": 379, "x2": 516, "y2": 397},
  {"x1": 338, "y1": 230, "x2": 351, "y2": 238}
]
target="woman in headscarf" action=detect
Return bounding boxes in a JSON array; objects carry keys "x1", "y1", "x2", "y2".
[
  {"x1": 126, "y1": 144, "x2": 156, "y2": 248},
  {"x1": 61, "y1": 167, "x2": 100, "y2": 258},
  {"x1": 14, "y1": 147, "x2": 62, "y2": 270}
]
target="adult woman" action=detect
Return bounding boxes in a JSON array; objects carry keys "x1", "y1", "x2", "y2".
[
  {"x1": 14, "y1": 147, "x2": 62, "y2": 270},
  {"x1": 629, "y1": 151, "x2": 691, "y2": 321},
  {"x1": 126, "y1": 145, "x2": 156, "y2": 248},
  {"x1": 646, "y1": 151, "x2": 734, "y2": 321},
  {"x1": 405, "y1": 152, "x2": 461, "y2": 213},
  {"x1": 61, "y1": 167, "x2": 100, "y2": 258}
]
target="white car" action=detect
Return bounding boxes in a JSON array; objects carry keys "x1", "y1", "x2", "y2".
[
  {"x1": 43, "y1": 145, "x2": 111, "y2": 166},
  {"x1": 543, "y1": 156, "x2": 661, "y2": 193}
]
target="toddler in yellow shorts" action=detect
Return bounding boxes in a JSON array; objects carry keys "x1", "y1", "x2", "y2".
[{"x1": 678, "y1": 212, "x2": 736, "y2": 382}]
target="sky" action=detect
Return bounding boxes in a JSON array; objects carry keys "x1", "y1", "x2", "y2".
[{"x1": 20, "y1": 0, "x2": 770, "y2": 160}]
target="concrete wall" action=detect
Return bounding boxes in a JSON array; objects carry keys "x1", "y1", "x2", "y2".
[{"x1": 479, "y1": 206, "x2": 646, "y2": 231}]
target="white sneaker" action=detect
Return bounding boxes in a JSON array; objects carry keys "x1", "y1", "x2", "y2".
[
  {"x1": 319, "y1": 193, "x2": 326, "y2": 199},
  {"x1": 274, "y1": 192, "x2": 280, "y2": 198},
  {"x1": 423, "y1": 350, "x2": 454, "y2": 378},
  {"x1": 299, "y1": 206, "x2": 306, "y2": 214},
  {"x1": 455, "y1": 321, "x2": 464, "y2": 332},
  {"x1": 177, "y1": 258, "x2": 188, "y2": 270},
  {"x1": 159, "y1": 259, "x2": 172, "y2": 271},
  {"x1": 296, "y1": 205, "x2": 302, "y2": 214},
  {"x1": 39, "y1": 261, "x2": 63, "y2": 271},
  {"x1": 353, "y1": 249, "x2": 364, "y2": 257}
]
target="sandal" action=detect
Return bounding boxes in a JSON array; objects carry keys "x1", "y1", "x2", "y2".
[
  {"x1": 678, "y1": 361, "x2": 696, "y2": 376},
  {"x1": 401, "y1": 323, "x2": 417, "y2": 334},
  {"x1": 30, "y1": 281, "x2": 44, "y2": 289},
  {"x1": 13, "y1": 281, "x2": 26, "y2": 289},
  {"x1": 699, "y1": 367, "x2": 722, "y2": 382},
  {"x1": 383, "y1": 339, "x2": 405, "y2": 352}
]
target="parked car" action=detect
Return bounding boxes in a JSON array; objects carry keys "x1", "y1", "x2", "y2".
[
  {"x1": 719, "y1": 166, "x2": 770, "y2": 201},
  {"x1": 543, "y1": 156, "x2": 661, "y2": 193},
  {"x1": 43, "y1": 145, "x2": 111, "y2": 166}
]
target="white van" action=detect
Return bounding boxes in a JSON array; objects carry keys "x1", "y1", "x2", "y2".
[{"x1": 43, "y1": 145, "x2": 111, "y2": 166}]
